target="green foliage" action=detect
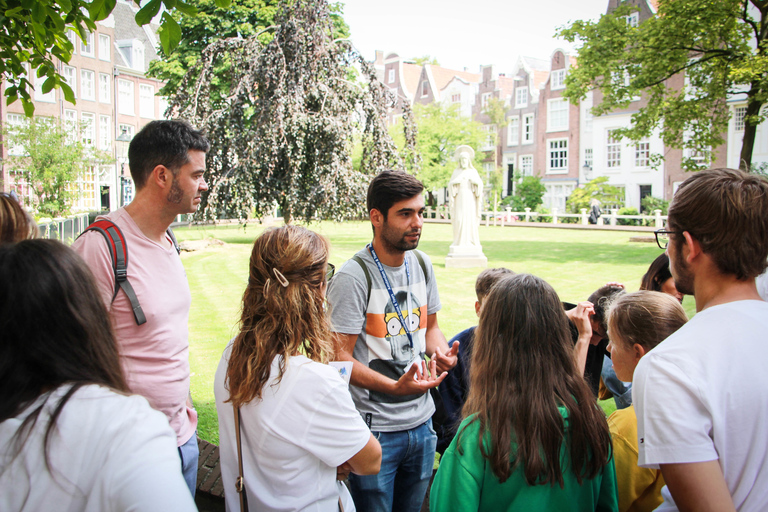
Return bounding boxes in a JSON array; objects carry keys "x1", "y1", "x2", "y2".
[
  {"x1": 412, "y1": 55, "x2": 439, "y2": 66},
  {"x1": 640, "y1": 195, "x2": 669, "y2": 214},
  {"x1": 392, "y1": 102, "x2": 485, "y2": 194},
  {"x1": 566, "y1": 177, "x2": 624, "y2": 213},
  {"x1": 0, "y1": 0, "x2": 213, "y2": 116},
  {"x1": 170, "y1": 0, "x2": 416, "y2": 224},
  {"x1": 3, "y1": 117, "x2": 112, "y2": 217},
  {"x1": 617, "y1": 206, "x2": 640, "y2": 226},
  {"x1": 558, "y1": 0, "x2": 768, "y2": 171},
  {"x1": 502, "y1": 176, "x2": 546, "y2": 211}
]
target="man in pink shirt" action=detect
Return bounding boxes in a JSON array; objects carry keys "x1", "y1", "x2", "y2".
[{"x1": 73, "y1": 120, "x2": 209, "y2": 496}]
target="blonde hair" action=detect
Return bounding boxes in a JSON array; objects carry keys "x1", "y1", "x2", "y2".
[
  {"x1": 0, "y1": 194, "x2": 38, "y2": 243},
  {"x1": 607, "y1": 290, "x2": 688, "y2": 352},
  {"x1": 226, "y1": 225, "x2": 333, "y2": 407}
]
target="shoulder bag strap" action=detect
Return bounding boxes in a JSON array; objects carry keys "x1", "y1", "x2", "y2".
[
  {"x1": 234, "y1": 406, "x2": 248, "y2": 512},
  {"x1": 351, "y1": 255, "x2": 372, "y2": 304}
]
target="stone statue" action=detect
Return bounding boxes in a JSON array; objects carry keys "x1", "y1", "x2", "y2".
[{"x1": 446, "y1": 145, "x2": 487, "y2": 268}]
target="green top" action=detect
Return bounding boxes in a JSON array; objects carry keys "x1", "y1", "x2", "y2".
[{"x1": 430, "y1": 409, "x2": 619, "y2": 512}]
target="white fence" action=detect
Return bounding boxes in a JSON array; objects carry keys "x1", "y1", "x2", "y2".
[
  {"x1": 37, "y1": 213, "x2": 91, "y2": 243},
  {"x1": 425, "y1": 206, "x2": 667, "y2": 228}
]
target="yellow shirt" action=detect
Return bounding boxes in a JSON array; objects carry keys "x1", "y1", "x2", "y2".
[{"x1": 608, "y1": 405, "x2": 665, "y2": 512}]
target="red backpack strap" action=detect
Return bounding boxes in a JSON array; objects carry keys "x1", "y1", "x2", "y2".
[{"x1": 77, "y1": 219, "x2": 147, "y2": 325}]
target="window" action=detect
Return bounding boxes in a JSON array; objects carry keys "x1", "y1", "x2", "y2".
[
  {"x1": 481, "y1": 93, "x2": 491, "y2": 108},
  {"x1": 547, "y1": 98, "x2": 569, "y2": 132},
  {"x1": 515, "y1": 87, "x2": 528, "y2": 108},
  {"x1": 99, "y1": 34, "x2": 110, "y2": 61},
  {"x1": 158, "y1": 97, "x2": 169, "y2": 119},
  {"x1": 607, "y1": 130, "x2": 621, "y2": 168},
  {"x1": 523, "y1": 114, "x2": 534, "y2": 144},
  {"x1": 6, "y1": 113, "x2": 26, "y2": 155},
  {"x1": 481, "y1": 125, "x2": 495, "y2": 151},
  {"x1": 133, "y1": 43, "x2": 145, "y2": 71},
  {"x1": 626, "y1": 12, "x2": 639, "y2": 27},
  {"x1": 99, "y1": 115, "x2": 111, "y2": 150},
  {"x1": 66, "y1": 30, "x2": 78, "y2": 54},
  {"x1": 81, "y1": 32, "x2": 94, "y2": 57},
  {"x1": 451, "y1": 93, "x2": 461, "y2": 103},
  {"x1": 551, "y1": 69, "x2": 566, "y2": 90},
  {"x1": 118, "y1": 79, "x2": 134, "y2": 115},
  {"x1": 421, "y1": 80, "x2": 428, "y2": 97},
  {"x1": 635, "y1": 140, "x2": 650, "y2": 167},
  {"x1": 35, "y1": 70, "x2": 55, "y2": 102},
  {"x1": 388, "y1": 69, "x2": 395, "y2": 83},
  {"x1": 507, "y1": 116, "x2": 519, "y2": 146},
  {"x1": 547, "y1": 139, "x2": 568, "y2": 172},
  {"x1": 76, "y1": 166, "x2": 97, "y2": 210},
  {"x1": 584, "y1": 148, "x2": 593, "y2": 169},
  {"x1": 584, "y1": 108, "x2": 593, "y2": 131},
  {"x1": 118, "y1": 124, "x2": 135, "y2": 141},
  {"x1": 81, "y1": 69, "x2": 95, "y2": 100},
  {"x1": 81, "y1": 113, "x2": 95, "y2": 146},
  {"x1": 62, "y1": 66, "x2": 77, "y2": 99},
  {"x1": 139, "y1": 84, "x2": 155, "y2": 118},
  {"x1": 520, "y1": 155, "x2": 533, "y2": 176},
  {"x1": 99, "y1": 73, "x2": 110, "y2": 103},
  {"x1": 734, "y1": 106, "x2": 747, "y2": 131},
  {"x1": 63, "y1": 109, "x2": 77, "y2": 138}
]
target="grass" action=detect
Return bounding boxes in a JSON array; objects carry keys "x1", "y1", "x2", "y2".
[{"x1": 176, "y1": 221, "x2": 694, "y2": 444}]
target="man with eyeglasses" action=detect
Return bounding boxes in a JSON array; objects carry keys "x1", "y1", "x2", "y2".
[{"x1": 634, "y1": 168, "x2": 768, "y2": 512}]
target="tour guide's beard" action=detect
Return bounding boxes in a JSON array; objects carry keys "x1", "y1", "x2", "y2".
[{"x1": 382, "y1": 229, "x2": 421, "y2": 253}]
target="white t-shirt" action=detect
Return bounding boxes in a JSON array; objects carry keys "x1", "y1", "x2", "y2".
[
  {"x1": 757, "y1": 270, "x2": 768, "y2": 301},
  {"x1": 0, "y1": 384, "x2": 195, "y2": 512},
  {"x1": 633, "y1": 300, "x2": 768, "y2": 511},
  {"x1": 214, "y1": 344, "x2": 372, "y2": 512}
]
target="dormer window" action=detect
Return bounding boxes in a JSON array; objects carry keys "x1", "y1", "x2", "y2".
[{"x1": 117, "y1": 39, "x2": 145, "y2": 71}]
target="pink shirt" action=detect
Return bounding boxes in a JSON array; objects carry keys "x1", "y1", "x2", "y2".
[{"x1": 72, "y1": 208, "x2": 197, "y2": 446}]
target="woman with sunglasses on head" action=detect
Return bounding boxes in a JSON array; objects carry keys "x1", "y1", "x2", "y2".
[
  {"x1": 0, "y1": 240, "x2": 195, "y2": 512},
  {"x1": 430, "y1": 273, "x2": 618, "y2": 511},
  {"x1": 214, "y1": 225, "x2": 381, "y2": 511}
]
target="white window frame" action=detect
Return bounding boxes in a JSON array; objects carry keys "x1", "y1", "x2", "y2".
[
  {"x1": 99, "y1": 115, "x2": 111, "y2": 150},
  {"x1": 81, "y1": 32, "x2": 94, "y2": 57},
  {"x1": 132, "y1": 43, "x2": 145, "y2": 72},
  {"x1": 158, "y1": 97, "x2": 169, "y2": 119},
  {"x1": 139, "y1": 84, "x2": 155, "y2": 119},
  {"x1": 451, "y1": 93, "x2": 461, "y2": 103},
  {"x1": 584, "y1": 148, "x2": 593, "y2": 169},
  {"x1": 388, "y1": 69, "x2": 395, "y2": 84},
  {"x1": 118, "y1": 79, "x2": 135, "y2": 116},
  {"x1": 515, "y1": 87, "x2": 528, "y2": 108},
  {"x1": 99, "y1": 34, "x2": 111, "y2": 61},
  {"x1": 6, "y1": 113, "x2": 27, "y2": 155},
  {"x1": 635, "y1": 140, "x2": 650, "y2": 167},
  {"x1": 481, "y1": 92, "x2": 491, "y2": 108},
  {"x1": 522, "y1": 114, "x2": 534, "y2": 144},
  {"x1": 421, "y1": 80, "x2": 429, "y2": 97},
  {"x1": 481, "y1": 125, "x2": 496, "y2": 151},
  {"x1": 507, "y1": 116, "x2": 519, "y2": 146},
  {"x1": 607, "y1": 130, "x2": 622, "y2": 168},
  {"x1": 519, "y1": 155, "x2": 533, "y2": 177},
  {"x1": 35, "y1": 70, "x2": 56, "y2": 102},
  {"x1": 81, "y1": 112, "x2": 95, "y2": 147},
  {"x1": 547, "y1": 138, "x2": 568, "y2": 173},
  {"x1": 627, "y1": 12, "x2": 639, "y2": 27},
  {"x1": 80, "y1": 69, "x2": 95, "y2": 101},
  {"x1": 66, "y1": 30, "x2": 78, "y2": 54},
  {"x1": 118, "y1": 124, "x2": 135, "y2": 141},
  {"x1": 99, "y1": 73, "x2": 110, "y2": 104},
  {"x1": 547, "y1": 98, "x2": 569, "y2": 132},
  {"x1": 62, "y1": 65, "x2": 77, "y2": 99},
  {"x1": 734, "y1": 106, "x2": 747, "y2": 131},
  {"x1": 551, "y1": 69, "x2": 566, "y2": 90}
]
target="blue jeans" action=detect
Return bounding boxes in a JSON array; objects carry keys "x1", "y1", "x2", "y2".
[
  {"x1": 178, "y1": 432, "x2": 199, "y2": 497},
  {"x1": 349, "y1": 419, "x2": 437, "y2": 512}
]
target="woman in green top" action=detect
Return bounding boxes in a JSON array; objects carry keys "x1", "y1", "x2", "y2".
[{"x1": 431, "y1": 274, "x2": 618, "y2": 511}]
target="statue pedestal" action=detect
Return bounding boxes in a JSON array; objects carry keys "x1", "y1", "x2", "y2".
[{"x1": 445, "y1": 244, "x2": 488, "y2": 268}]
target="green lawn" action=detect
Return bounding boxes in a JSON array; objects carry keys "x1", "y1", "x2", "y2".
[{"x1": 176, "y1": 221, "x2": 695, "y2": 443}]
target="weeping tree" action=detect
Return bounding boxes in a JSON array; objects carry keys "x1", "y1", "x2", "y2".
[{"x1": 168, "y1": 0, "x2": 418, "y2": 223}]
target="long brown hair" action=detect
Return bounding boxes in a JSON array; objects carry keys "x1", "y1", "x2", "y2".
[
  {"x1": 0, "y1": 194, "x2": 38, "y2": 243},
  {"x1": 462, "y1": 273, "x2": 612, "y2": 486},
  {"x1": 0, "y1": 240, "x2": 127, "y2": 467},
  {"x1": 226, "y1": 225, "x2": 333, "y2": 407}
]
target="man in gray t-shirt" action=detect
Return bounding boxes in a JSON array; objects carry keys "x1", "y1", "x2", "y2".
[{"x1": 328, "y1": 170, "x2": 458, "y2": 512}]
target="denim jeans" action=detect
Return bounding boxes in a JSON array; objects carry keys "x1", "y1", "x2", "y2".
[
  {"x1": 349, "y1": 419, "x2": 437, "y2": 512},
  {"x1": 601, "y1": 356, "x2": 633, "y2": 409},
  {"x1": 178, "y1": 432, "x2": 199, "y2": 497}
]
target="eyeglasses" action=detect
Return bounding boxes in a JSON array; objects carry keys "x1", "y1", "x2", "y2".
[
  {"x1": 654, "y1": 229, "x2": 682, "y2": 250},
  {"x1": 326, "y1": 263, "x2": 335, "y2": 282}
]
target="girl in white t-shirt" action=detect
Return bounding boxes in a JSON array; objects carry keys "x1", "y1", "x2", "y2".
[
  {"x1": 215, "y1": 225, "x2": 381, "y2": 512},
  {"x1": 0, "y1": 239, "x2": 194, "y2": 512}
]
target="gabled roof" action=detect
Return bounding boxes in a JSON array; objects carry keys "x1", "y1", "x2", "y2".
[
  {"x1": 428, "y1": 65, "x2": 480, "y2": 90},
  {"x1": 400, "y1": 62, "x2": 422, "y2": 100}
]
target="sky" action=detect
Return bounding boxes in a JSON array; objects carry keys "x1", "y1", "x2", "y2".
[{"x1": 339, "y1": 0, "x2": 611, "y2": 74}]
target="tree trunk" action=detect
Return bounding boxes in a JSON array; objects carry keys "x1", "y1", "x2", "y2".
[
  {"x1": 281, "y1": 200, "x2": 292, "y2": 225},
  {"x1": 739, "y1": 89, "x2": 763, "y2": 171}
]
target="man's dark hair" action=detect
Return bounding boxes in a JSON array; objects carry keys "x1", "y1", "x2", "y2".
[
  {"x1": 588, "y1": 284, "x2": 625, "y2": 333},
  {"x1": 367, "y1": 170, "x2": 424, "y2": 220},
  {"x1": 668, "y1": 168, "x2": 768, "y2": 280},
  {"x1": 475, "y1": 267, "x2": 515, "y2": 302},
  {"x1": 128, "y1": 120, "x2": 210, "y2": 189}
]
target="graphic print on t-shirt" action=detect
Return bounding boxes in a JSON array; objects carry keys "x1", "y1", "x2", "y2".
[{"x1": 367, "y1": 290, "x2": 427, "y2": 404}]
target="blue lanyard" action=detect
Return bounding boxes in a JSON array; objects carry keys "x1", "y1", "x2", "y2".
[{"x1": 367, "y1": 244, "x2": 415, "y2": 354}]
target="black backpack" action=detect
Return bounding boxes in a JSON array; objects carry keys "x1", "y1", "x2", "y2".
[{"x1": 77, "y1": 219, "x2": 180, "y2": 325}]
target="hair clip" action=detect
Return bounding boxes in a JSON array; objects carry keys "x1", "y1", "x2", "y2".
[{"x1": 273, "y1": 268, "x2": 289, "y2": 288}]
